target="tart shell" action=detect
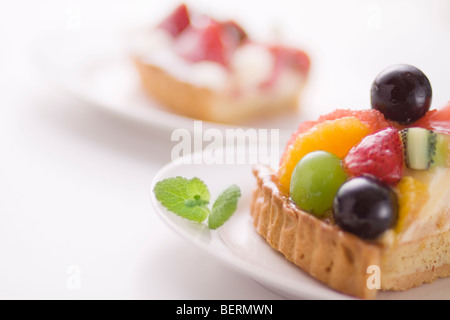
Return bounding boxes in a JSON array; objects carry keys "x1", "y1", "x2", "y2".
[
  {"x1": 133, "y1": 57, "x2": 303, "y2": 124},
  {"x1": 251, "y1": 165, "x2": 450, "y2": 299}
]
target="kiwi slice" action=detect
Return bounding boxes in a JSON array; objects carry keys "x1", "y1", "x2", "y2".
[
  {"x1": 400, "y1": 127, "x2": 448, "y2": 170},
  {"x1": 433, "y1": 133, "x2": 449, "y2": 167}
]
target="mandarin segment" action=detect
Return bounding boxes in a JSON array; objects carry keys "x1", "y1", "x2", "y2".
[
  {"x1": 281, "y1": 109, "x2": 392, "y2": 166},
  {"x1": 395, "y1": 176, "x2": 429, "y2": 233},
  {"x1": 278, "y1": 117, "x2": 371, "y2": 190}
]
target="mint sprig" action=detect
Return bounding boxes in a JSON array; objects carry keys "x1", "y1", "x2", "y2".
[
  {"x1": 153, "y1": 177, "x2": 241, "y2": 229},
  {"x1": 208, "y1": 185, "x2": 241, "y2": 230},
  {"x1": 154, "y1": 177, "x2": 210, "y2": 223}
]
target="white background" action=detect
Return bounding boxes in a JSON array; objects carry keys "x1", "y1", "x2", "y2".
[{"x1": 0, "y1": 0, "x2": 449, "y2": 299}]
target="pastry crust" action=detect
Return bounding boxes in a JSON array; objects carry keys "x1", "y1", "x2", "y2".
[
  {"x1": 380, "y1": 229, "x2": 450, "y2": 291},
  {"x1": 134, "y1": 58, "x2": 216, "y2": 121},
  {"x1": 133, "y1": 57, "x2": 303, "y2": 124},
  {"x1": 251, "y1": 165, "x2": 382, "y2": 299},
  {"x1": 250, "y1": 165, "x2": 450, "y2": 299}
]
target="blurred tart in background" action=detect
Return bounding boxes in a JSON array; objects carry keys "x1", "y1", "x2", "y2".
[{"x1": 130, "y1": 3, "x2": 310, "y2": 124}]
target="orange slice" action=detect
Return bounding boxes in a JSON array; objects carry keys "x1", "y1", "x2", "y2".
[
  {"x1": 395, "y1": 176, "x2": 429, "y2": 233},
  {"x1": 277, "y1": 117, "x2": 371, "y2": 191}
]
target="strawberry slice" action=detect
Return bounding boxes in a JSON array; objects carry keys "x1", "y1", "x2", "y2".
[
  {"x1": 220, "y1": 20, "x2": 248, "y2": 47},
  {"x1": 261, "y1": 45, "x2": 310, "y2": 88},
  {"x1": 343, "y1": 128, "x2": 404, "y2": 186},
  {"x1": 175, "y1": 21, "x2": 232, "y2": 67},
  {"x1": 158, "y1": 3, "x2": 190, "y2": 37},
  {"x1": 273, "y1": 45, "x2": 310, "y2": 75}
]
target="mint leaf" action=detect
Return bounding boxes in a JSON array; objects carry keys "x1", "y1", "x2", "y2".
[
  {"x1": 154, "y1": 177, "x2": 210, "y2": 223},
  {"x1": 208, "y1": 185, "x2": 241, "y2": 230},
  {"x1": 185, "y1": 195, "x2": 209, "y2": 208}
]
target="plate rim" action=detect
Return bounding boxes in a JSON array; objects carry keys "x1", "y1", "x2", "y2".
[
  {"x1": 29, "y1": 30, "x2": 304, "y2": 135},
  {"x1": 149, "y1": 149, "x2": 355, "y2": 300}
]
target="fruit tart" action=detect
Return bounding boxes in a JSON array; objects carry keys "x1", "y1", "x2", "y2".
[
  {"x1": 130, "y1": 3, "x2": 310, "y2": 124},
  {"x1": 250, "y1": 64, "x2": 450, "y2": 299}
]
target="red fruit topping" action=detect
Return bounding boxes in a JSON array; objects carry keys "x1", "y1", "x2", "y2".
[
  {"x1": 220, "y1": 20, "x2": 248, "y2": 47},
  {"x1": 272, "y1": 45, "x2": 310, "y2": 74},
  {"x1": 175, "y1": 21, "x2": 234, "y2": 67},
  {"x1": 343, "y1": 128, "x2": 404, "y2": 186},
  {"x1": 158, "y1": 4, "x2": 190, "y2": 37},
  {"x1": 412, "y1": 102, "x2": 450, "y2": 134},
  {"x1": 262, "y1": 45, "x2": 310, "y2": 88},
  {"x1": 317, "y1": 109, "x2": 394, "y2": 133},
  {"x1": 284, "y1": 109, "x2": 392, "y2": 156},
  {"x1": 407, "y1": 109, "x2": 437, "y2": 130}
]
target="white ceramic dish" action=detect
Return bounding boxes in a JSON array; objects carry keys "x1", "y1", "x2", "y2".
[
  {"x1": 31, "y1": 31, "x2": 304, "y2": 134},
  {"x1": 150, "y1": 148, "x2": 450, "y2": 300}
]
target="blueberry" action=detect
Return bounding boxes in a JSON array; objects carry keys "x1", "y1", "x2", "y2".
[
  {"x1": 371, "y1": 64, "x2": 432, "y2": 124},
  {"x1": 333, "y1": 176, "x2": 398, "y2": 240}
]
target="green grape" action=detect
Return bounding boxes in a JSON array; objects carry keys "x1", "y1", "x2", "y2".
[{"x1": 290, "y1": 151, "x2": 347, "y2": 217}]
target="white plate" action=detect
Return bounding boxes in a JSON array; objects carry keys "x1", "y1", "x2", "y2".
[
  {"x1": 31, "y1": 31, "x2": 304, "y2": 134},
  {"x1": 150, "y1": 148, "x2": 450, "y2": 300}
]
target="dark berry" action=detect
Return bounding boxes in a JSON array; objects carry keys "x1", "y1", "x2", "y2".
[
  {"x1": 371, "y1": 64, "x2": 432, "y2": 124},
  {"x1": 333, "y1": 176, "x2": 398, "y2": 240}
]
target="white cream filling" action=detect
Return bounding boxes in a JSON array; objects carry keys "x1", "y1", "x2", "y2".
[
  {"x1": 230, "y1": 43, "x2": 275, "y2": 91},
  {"x1": 379, "y1": 167, "x2": 450, "y2": 248},
  {"x1": 130, "y1": 28, "x2": 227, "y2": 90},
  {"x1": 398, "y1": 167, "x2": 450, "y2": 244}
]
